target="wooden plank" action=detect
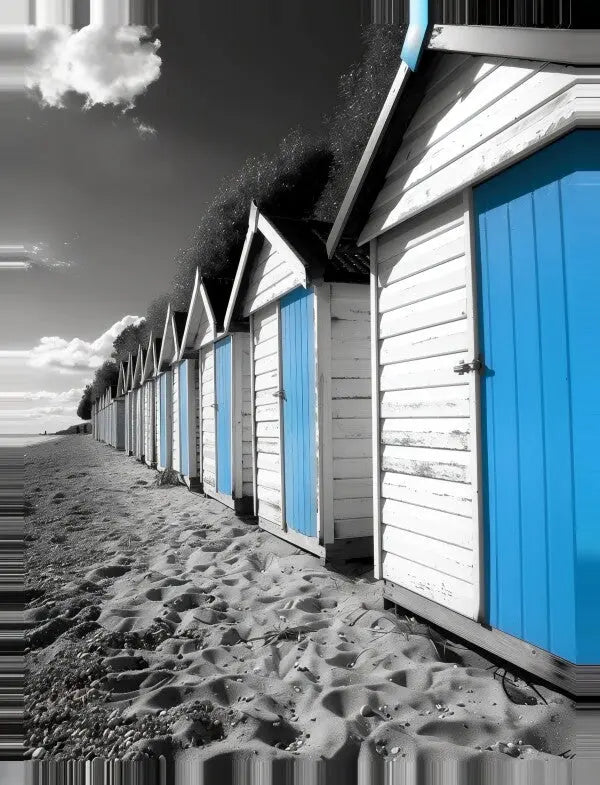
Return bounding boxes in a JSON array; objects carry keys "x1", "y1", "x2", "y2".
[
  {"x1": 382, "y1": 471, "x2": 472, "y2": 517},
  {"x1": 244, "y1": 274, "x2": 304, "y2": 317},
  {"x1": 257, "y1": 468, "x2": 280, "y2": 491},
  {"x1": 315, "y1": 283, "x2": 333, "y2": 545},
  {"x1": 257, "y1": 450, "x2": 280, "y2": 472},
  {"x1": 332, "y1": 438, "x2": 372, "y2": 459},
  {"x1": 379, "y1": 229, "x2": 465, "y2": 288},
  {"x1": 331, "y1": 398, "x2": 371, "y2": 419},
  {"x1": 379, "y1": 290, "x2": 467, "y2": 341},
  {"x1": 333, "y1": 479, "x2": 373, "y2": 501},
  {"x1": 256, "y1": 421, "x2": 279, "y2": 438},
  {"x1": 382, "y1": 444, "x2": 470, "y2": 483},
  {"x1": 255, "y1": 403, "x2": 279, "y2": 422},
  {"x1": 254, "y1": 369, "x2": 278, "y2": 392},
  {"x1": 331, "y1": 358, "x2": 371, "y2": 379},
  {"x1": 331, "y1": 339, "x2": 371, "y2": 360},
  {"x1": 257, "y1": 500, "x2": 282, "y2": 526},
  {"x1": 333, "y1": 457, "x2": 374, "y2": 480},
  {"x1": 331, "y1": 378, "x2": 371, "y2": 399},
  {"x1": 379, "y1": 320, "x2": 469, "y2": 364},
  {"x1": 335, "y1": 518, "x2": 373, "y2": 539},
  {"x1": 380, "y1": 386, "x2": 470, "y2": 418},
  {"x1": 254, "y1": 335, "x2": 278, "y2": 362},
  {"x1": 257, "y1": 437, "x2": 279, "y2": 455},
  {"x1": 379, "y1": 351, "x2": 468, "y2": 390},
  {"x1": 381, "y1": 416, "x2": 469, "y2": 450},
  {"x1": 331, "y1": 319, "x2": 370, "y2": 342},
  {"x1": 379, "y1": 256, "x2": 466, "y2": 314},
  {"x1": 382, "y1": 551, "x2": 473, "y2": 617},
  {"x1": 334, "y1": 497, "x2": 373, "y2": 521},
  {"x1": 382, "y1": 498, "x2": 472, "y2": 549},
  {"x1": 332, "y1": 418, "x2": 371, "y2": 440}
]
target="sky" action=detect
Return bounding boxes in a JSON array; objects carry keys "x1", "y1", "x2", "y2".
[{"x1": 0, "y1": 0, "x2": 369, "y2": 433}]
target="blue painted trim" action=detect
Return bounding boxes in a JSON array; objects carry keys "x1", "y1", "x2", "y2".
[
  {"x1": 401, "y1": 0, "x2": 430, "y2": 72},
  {"x1": 179, "y1": 362, "x2": 189, "y2": 477},
  {"x1": 215, "y1": 337, "x2": 232, "y2": 496}
]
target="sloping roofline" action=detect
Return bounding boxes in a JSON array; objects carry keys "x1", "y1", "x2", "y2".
[{"x1": 178, "y1": 268, "x2": 218, "y2": 361}]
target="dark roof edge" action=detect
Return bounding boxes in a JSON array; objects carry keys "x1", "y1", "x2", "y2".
[{"x1": 326, "y1": 60, "x2": 411, "y2": 258}]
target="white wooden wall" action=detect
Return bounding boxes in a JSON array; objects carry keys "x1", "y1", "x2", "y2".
[
  {"x1": 329, "y1": 283, "x2": 373, "y2": 539},
  {"x1": 360, "y1": 55, "x2": 600, "y2": 243},
  {"x1": 242, "y1": 237, "x2": 304, "y2": 317},
  {"x1": 374, "y1": 195, "x2": 476, "y2": 618},
  {"x1": 200, "y1": 346, "x2": 216, "y2": 490},
  {"x1": 172, "y1": 365, "x2": 180, "y2": 473},
  {"x1": 135, "y1": 388, "x2": 144, "y2": 459},
  {"x1": 252, "y1": 303, "x2": 281, "y2": 526},
  {"x1": 241, "y1": 339, "x2": 253, "y2": 498}
]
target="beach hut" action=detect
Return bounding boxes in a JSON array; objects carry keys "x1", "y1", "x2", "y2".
[
  {"x1": 326, "y1": 19, "x2": 600, "y2": 692},
  {"x1": 154, "y1": 307, "x2": 174, "y2": 472},
  {"x1": 141, "y1": 334, "x2": 161, "y2": 468},
  {"x1": 176, "y1": 270, "x2": 252, "y2": 512},
  {"x1": 156, "y1": 308, "x2": 193, "y2": 483},
  {"x1": 131, "y1": 348, "x2": 146, "y2": 461},
  {"x1": 123, "y1": 354, "x2": 136, "y2": 456},
  {"x1": 225, "y1": 204, "x2": 372, "y2": 560}
]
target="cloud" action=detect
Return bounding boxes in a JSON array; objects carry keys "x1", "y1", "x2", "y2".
[
  {"x1": 0, "y1": 389, "x2": 82, "y2": 403},
  {"x1": 133, "y1": 118, "x2": 157, "y2": 138},
  {"x1": 26, "y1": 24, "x2": 161, "y2": 109},
  {"x1": 25, "y1": 315, "x2": 143, "y2": 374},
  {"x1": 0, "y1": 405, "x2": 78, "y2": 420}
]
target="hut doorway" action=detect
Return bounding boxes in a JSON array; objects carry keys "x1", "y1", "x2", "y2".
[
  {"x1": 215, "y1": 336, "x2": 233, "y2": 495},
  {"x1": 280, "y1": 287, "x2": 317, "y2": 539},
  {"x1": 475, "y1": 130, "x2": 600, "y2": 665}
]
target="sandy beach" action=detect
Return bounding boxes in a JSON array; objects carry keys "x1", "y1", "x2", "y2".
[{"x1": 24, "y1": 436, "x2": 575, "y2": 774}]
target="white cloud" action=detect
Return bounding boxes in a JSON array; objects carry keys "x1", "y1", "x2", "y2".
[
  {"x1": 25, "y1": 314, "x2": 142, "y2": 374},
  {"x1": 26, "y1": 24, "x2": 161, "y2": 109},
  {"x1": 0, "y1": 405, "x2": 78, "y2": 420},
  {"x1": 0, "y1": 389, "x2": 82, "y2": 403}
]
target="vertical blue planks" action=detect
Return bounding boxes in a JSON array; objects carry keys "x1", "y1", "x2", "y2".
[
  {"x1": 215, "y1": 338, "x2": 232, "y2": 495},
  {"x1": 179, "y1": 362, "x2": 189, "y2": 477},
  {"x1": 475, "y1": 130, "x2": 600, "y2": 664},
  {"x1": 160, "y1": 373, "x2": 167, "y2": 469},
  {"x1": 280, "y1": 288, "x2": 317, "y2": 538}
]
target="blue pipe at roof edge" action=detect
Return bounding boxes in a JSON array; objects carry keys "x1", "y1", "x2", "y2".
[{"x1": 401, "y1": 0, "x2": 430, "y2": 72}]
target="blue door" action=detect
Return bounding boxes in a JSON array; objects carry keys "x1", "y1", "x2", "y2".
[
  {"x1": 179, "y1": 362, "x2": 189, "y2": 477},
  {"x1": 475, "y1": 130, "x2": 600, "y2": 665},
  {"x1": 159, "y1": 373, "x2": 168, "y2": 468},
  {"x1": 280, "y1": 288, "x2": 317, "y2": 537},
  {"x1": 215, "y1": 337, "x2": 232, "y2": 495}
]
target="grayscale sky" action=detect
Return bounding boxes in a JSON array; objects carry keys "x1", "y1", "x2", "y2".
[{"x1": 0, "y1": 1, "x2": 366, "y2": 433}]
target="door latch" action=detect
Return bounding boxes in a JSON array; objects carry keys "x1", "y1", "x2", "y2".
[
  {"x1": 453, "y1": 359, "x2": 483, "y2": 375},
  {"x1": 272, "y1": 390, "x2": 286, "y2": 400}
]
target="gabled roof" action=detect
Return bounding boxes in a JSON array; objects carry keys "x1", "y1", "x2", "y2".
[
  {"x1": 178, "y1": 269, "x2": 218, "y2": 360},
  {"x1": 117, "y1": 361, "x2": 128, "y2": 397},
  {"x1": 156, "y1": 304, "x2": 173, "y2": 372},
  {"x1": 142, "y1": 332, "x2": 162, "y2": 381},
  {"x1": 131, "y1": 348, "x2": 145, "y2": 388},
  {"x1": 225, "y1": 202, "x2": 370, "y2": 330},
  {"x1": 125, "y1": 353, "x2": 136, "y2": 391}
]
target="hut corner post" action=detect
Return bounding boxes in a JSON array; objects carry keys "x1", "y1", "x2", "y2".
[
  {"x1": 370, "y1": 239, "x2": 383, "y2": 581},
  {"x1": 315, "y1": 283, "x2": 334, "y2": 546},
  {"x1": 463, "y1": 188, "x2": 486, "y2": 623},
  {"x1": 232, "y1": 334, "x2": 244, "y2": 500},
  {"x1": 275, "y1": 301, "x2": 287, "y2": 533}
]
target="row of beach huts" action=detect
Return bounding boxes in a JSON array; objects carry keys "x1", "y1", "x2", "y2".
[{"x1": 93, "y1": 31, "x2": 600, "y2": 697}]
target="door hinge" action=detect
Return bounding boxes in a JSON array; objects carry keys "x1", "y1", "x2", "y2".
[{"x1": 453, "y1": 359, "x2": 483, "y2": 375}]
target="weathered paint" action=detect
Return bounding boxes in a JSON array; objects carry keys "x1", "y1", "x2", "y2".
[
  {"x1": 215, "y1": 336, "x2": 232, "y2": 495},
  {"x1": 280, "y1": 287, "x2": 317, "y2": 538},
  {"x1": 475, "y1": 130, "x2": 600, "y2": 665}
]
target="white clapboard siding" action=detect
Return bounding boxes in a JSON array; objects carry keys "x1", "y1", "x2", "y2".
[
  {"x1": 330, "y1": 284, "x2": 373, "y2": 539},
  {"x1": 243, "y1": 237, "x2": 305, "y2": 317},
  {"x1": 201, "y1": 346, "x2": 215, "y2": 489},
  {"x1": 192, "y1": 309, "x2": 213, "y2": 350},
  {"x1": 241, "y1": 340, "x2": 254, "y2": 498},
  {"x1": 361, "y1": 57, "x2": 600, "y2": 241},
  {"x1": 172, "y1": 366, "x2": 180, "y2": 473},
  {"x1": 376, "y1": 198, "x2": 477, "y2": 617},
  {"x1": 195, "y1": 356, "x2": 201, "y2": 478},
  {"x1": 154, "y1": 382, "x2": 160, "y2": 463},
  {"x1": 252, "y1": 303, "x2": 281, "y2": 524}
]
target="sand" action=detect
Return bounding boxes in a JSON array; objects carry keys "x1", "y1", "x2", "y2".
[{"x1": 24, "y1": 436, "x2": 575, "y2": 772}]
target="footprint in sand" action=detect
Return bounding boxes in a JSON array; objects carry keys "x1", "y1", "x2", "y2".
[{"x1": 85, "y1": 563, "x2": 132, "y2": 581}]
